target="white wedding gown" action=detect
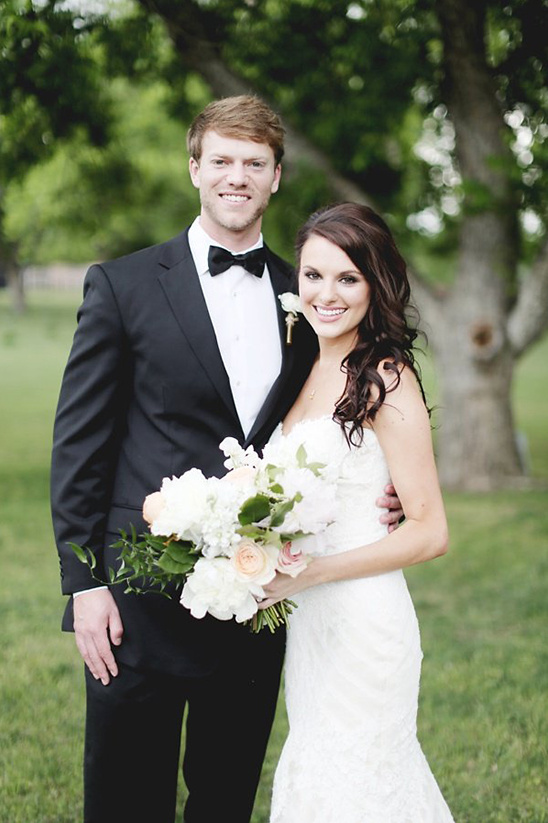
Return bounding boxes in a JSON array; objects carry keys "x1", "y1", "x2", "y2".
[{"x1": 269, "y1": 417, "x2": 454, "y2": 823}]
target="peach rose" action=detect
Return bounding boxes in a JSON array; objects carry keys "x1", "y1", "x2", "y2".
[
  {"x1": 232, "y1": 539, "x2": 277, "y2": 585},
  {"x1": 276, "y1": 541, "x2": 309, "y2": 578},
  {"x1": 221, "y1": 466, "x2": 258, "y2": 486},
  {"x1": 142, "y1": 491, "x2": 165, "y2": 525}
]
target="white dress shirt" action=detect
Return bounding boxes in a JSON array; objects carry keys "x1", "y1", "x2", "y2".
[{"x1": 188, "y1": 217, "x2": 283, "y2": 438}]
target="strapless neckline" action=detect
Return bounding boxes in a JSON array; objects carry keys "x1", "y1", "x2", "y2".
[{"x1": 281, "y1": 414, "x2": 377, "y2": 440}]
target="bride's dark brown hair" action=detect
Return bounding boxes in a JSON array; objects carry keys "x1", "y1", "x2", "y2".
[{"x1": 295, "y1": 202, "x2": 427, "y2": 446}]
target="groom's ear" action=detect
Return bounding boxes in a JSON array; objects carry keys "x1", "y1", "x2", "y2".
[
  {"x1": 271, "y1": 163, "x2": 282, "y2": 194},
  {"x1": 189, "y1": 157, "x2": 200, "y2": 189}
]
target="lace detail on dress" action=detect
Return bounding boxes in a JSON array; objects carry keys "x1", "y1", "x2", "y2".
[{"x1": 269, "y1": 417, "x2": 454, "y2": 823}]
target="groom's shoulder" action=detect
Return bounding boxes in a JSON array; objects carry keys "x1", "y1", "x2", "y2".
[{"x1": 95, "y1": 229, "x2": 191, "y2": 282}]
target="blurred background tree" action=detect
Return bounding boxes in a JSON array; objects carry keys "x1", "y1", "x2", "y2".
[
  {"x1": 1, "y1": 0, "x2": 547, "y2": 490},
  {"x1": 0, "y1": 0, "x2": 112, "y2": 309}
]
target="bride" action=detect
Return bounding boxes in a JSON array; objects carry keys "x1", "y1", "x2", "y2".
[{"x1": 260, "y1": 203, "x2": 455, "y2": 822}]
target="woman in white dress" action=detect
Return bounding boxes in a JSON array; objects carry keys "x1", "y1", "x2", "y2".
[{"x1": 260, "y1": 203, "x2": 454, "y2": 822}]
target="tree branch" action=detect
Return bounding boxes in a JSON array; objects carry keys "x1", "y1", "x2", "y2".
[{"x1": 508, "y1": 238, "x2": 548, "y2": 357}]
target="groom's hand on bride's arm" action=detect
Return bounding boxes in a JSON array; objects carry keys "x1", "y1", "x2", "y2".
[
  {"x1": 73, "y1": 589, "x2": 124, "y2": 686},
  {"x1": 376, "y1": 483, "x2": 404, "y2": 533}
]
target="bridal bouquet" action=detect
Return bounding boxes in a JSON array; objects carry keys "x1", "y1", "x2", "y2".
[{"x1": 71, "y1": 436, "x2": 337, "y2": 632}]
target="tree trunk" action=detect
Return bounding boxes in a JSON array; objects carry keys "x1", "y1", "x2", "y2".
[
  {"x1": 429, "y1": 254, "x2": 523, "y2": 490},
  {"x1": 5, "y1": 261, "x2": 26, "y2": 314},
  {"x1": 425, "y1": 0, "x2": 524, "y2": 488}
]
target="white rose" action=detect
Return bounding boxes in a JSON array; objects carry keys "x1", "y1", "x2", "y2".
[{"x1": 279, "y1": 292, "x2": 302, "y2": 314}]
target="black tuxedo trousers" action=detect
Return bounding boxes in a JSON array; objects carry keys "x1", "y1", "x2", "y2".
[{"x1": 51, "y1": 229, "x2": 317, "y2": 822}]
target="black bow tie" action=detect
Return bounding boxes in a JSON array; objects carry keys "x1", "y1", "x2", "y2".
[{"x1": 208, "y1": 245, "x2": 266, "y2": 278}]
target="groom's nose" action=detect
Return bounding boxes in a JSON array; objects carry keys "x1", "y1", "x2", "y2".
[{"x1": 226, "y1": 162, "x2": 248, "y2": 186}]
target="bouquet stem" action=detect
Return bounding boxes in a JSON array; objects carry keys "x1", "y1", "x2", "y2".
[{"x1": 250, "y1": 599, "x2": 297, "y2": 633}]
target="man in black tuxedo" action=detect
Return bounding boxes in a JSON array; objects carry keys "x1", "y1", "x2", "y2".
[{"x1": 51, "y1": 95, "x2": 402, "y2": 823}]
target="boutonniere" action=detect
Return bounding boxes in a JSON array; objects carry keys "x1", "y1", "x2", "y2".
[{"x1": 278, "y1": 292, "x2": 302, "y2": 345}]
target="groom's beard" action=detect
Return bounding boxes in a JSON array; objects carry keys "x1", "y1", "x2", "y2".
[{"x1": 199, "y1": 189, "x2": 273, "y2": 236}]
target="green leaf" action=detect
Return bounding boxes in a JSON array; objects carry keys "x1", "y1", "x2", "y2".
[
  {"x1": 269, "y1": 499, "x2": 296, "y2": 528},
  {"x1": 296, "y1": 444, "x2": 308, "y2": 468},
  {"x1": 238, "y1": 494, "x2": 271, "y2": 525},
  {"x1": 157, "y1": 551, "x2": 195, "y2": 576},
  {"x1": 164, "y1": 540, "x2": 194, "y2": 563},
  {"x1": 69, "y1": 542, "x2": 89, "y2": 564},
  {"x1": 68, "y1": 542, "x2": 97, "y2": 570}
]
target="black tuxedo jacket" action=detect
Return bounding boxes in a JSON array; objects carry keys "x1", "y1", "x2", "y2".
[{"x1": 51, "y1": 228, "x2": 317, "y2": 676}]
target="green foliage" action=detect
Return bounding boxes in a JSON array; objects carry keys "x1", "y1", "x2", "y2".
[
  {"x1": 225, "y1": 0, "x2": 430, "y2": 196},
  {"x1": 4, "y1": 78, "x2": 196, "y2": 263},
  {"x1": 0, "y1": 0, "x2": 111, "y2": 180}
]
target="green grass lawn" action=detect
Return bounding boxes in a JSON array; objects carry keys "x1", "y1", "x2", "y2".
[{"x1": 1, "y1": 288, "x2": 547, "y2": 822}]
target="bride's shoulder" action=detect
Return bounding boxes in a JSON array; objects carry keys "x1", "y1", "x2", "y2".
[
  {"x1": 367, "y1": 360, "x2": 428, "y2": 432},
  {"x1": 368, "y1": 359, "x2": 419, "y2": 403}
]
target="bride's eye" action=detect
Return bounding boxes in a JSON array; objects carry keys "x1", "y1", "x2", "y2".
[{"x1": 303, "y1": 270, "x2": 321, "y2": 280}]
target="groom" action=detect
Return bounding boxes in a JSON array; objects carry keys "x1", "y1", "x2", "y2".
[{"x1": 51, "y1": 95, "x2": 402, "y2": 823}]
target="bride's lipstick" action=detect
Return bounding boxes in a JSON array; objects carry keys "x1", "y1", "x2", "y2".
[{"x1": 314, "y1": 305, "x2": 347, "y2": 322}]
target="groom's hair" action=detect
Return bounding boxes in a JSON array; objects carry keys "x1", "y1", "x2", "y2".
[{"x1": 187, "y1": 95, "x2": 285, "y2": 165}]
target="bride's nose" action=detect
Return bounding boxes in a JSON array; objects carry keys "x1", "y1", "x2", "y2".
[{"x1": 318, "y1": 279, "x2": 338, "y2": 304}]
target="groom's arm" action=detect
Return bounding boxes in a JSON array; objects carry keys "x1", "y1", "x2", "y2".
[
  {"x1": 51, "y1": 264, "x2": 129, "y2": 591},
  {"x1": 51, "y1": 264, "x2": 130, "y2": 682}
]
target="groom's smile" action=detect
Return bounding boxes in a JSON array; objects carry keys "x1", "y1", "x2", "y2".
[{"x1": 220, "y1": 193, "x2": 250, "y2": 203}]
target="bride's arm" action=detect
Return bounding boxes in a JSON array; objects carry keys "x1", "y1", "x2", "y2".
[{"x1": 260, "y1": 365, "x2": 448, "y2": 606}]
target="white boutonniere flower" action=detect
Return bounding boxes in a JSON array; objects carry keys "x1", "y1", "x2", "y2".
[{"x1": 278, "y1": 292, "x2": 302, "y2": 345}]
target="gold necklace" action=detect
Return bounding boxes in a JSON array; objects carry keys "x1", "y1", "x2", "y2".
[{"x1": 308, "y1": 388, "x2": 316, "y2": 399}]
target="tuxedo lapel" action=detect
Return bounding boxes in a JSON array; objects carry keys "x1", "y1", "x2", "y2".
[
  {"x1": 157, "y1": 231, "x2": 242, "y2": 433},
  {"x1": 245, "y1": 246, "x2": 296, "y2": 447}
]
